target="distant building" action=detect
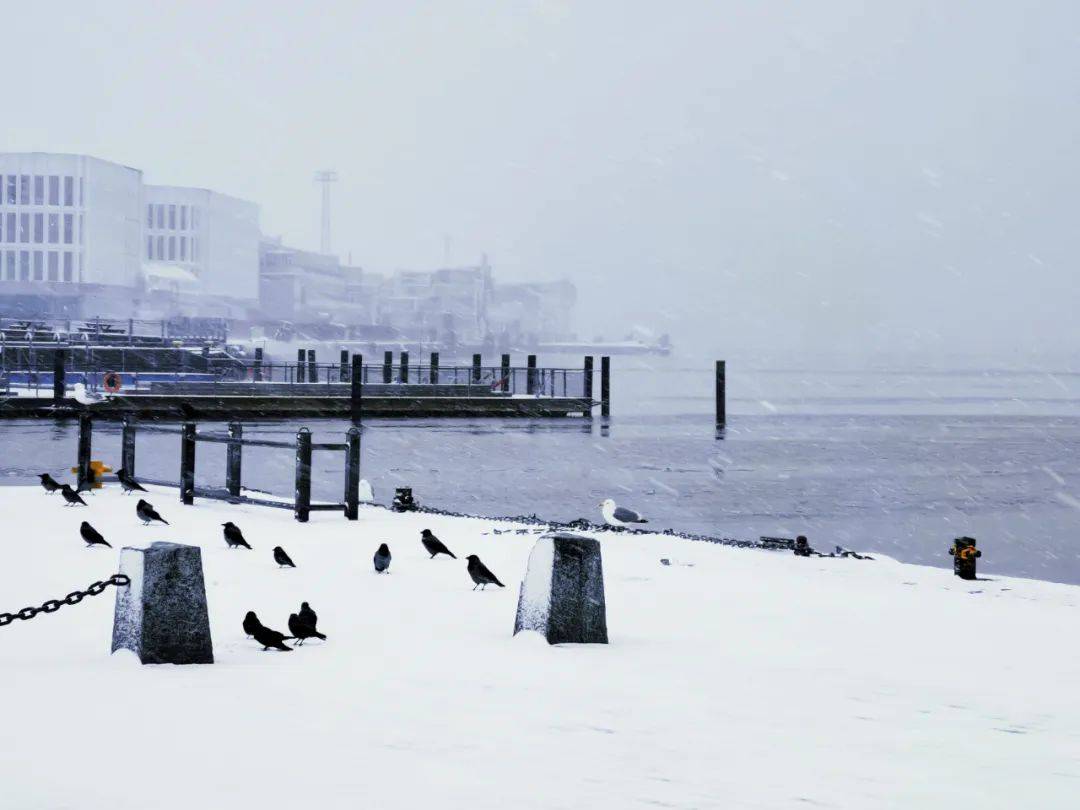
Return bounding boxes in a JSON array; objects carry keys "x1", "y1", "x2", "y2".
[
  {"x1": 376, "y1": 260, "x2": 493, "y2": 345},
  {"x1": 258, "y1": 238, "x2": 371, "y2": 327},
  {"x1": 489, "y1": 280, "x2": 577, "y2": 345}
]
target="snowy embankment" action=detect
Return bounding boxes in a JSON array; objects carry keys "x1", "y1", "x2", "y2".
[{"x1": 1, "y1": 484, "x2": 1078, "y2": 809}]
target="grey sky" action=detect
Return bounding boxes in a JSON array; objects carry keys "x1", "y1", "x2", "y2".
[{"x1": 7, "y1": 1, "x2": 1079, "y2": 361}]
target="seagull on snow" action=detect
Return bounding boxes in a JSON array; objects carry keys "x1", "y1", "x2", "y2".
[{"x1": 600, "y1": 498, "x2": 648, "y2": 527}]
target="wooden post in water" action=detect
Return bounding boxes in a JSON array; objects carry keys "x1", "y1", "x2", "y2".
[
  {"x1": 600, "y1": 356, "x2": 611, "y2": 418},
  {"x1": 307, "y1": 349, "x2": 317, "y2": 383},
  {"x1": 430, "y1": 351, "x2": 440, "y2": 384},
  {"x1": 296, "y1": 349, "x2": 306, "y2": 383},
  {"x1": 715, "y1": 360, "x2": 726, "y2": 432},
  {"x1": 339, "y1": 349, "x2": 349, "y2": 382},
  {"x1": 253, "y1": 347, "x2": 263, "y2": 382},
  {"x1": 350, "y1": 354, "x2": 363, "y2": 426},
  {"x1": 344, "y1": 426, "x2": 361, "y2": 521},
  {"x1": 583, "y1": 356, "x2": 594, "y2": 414},
  {"x1": 472, "y1": 353, "x2": 482, "y2": 384},
  {"x1": 52, "y1": 348, "x2": 66, "y2": 402},
  {"x1": 501, "y1": 353, "x2": 511, "y2": 392},
  {"x1": 226, "y1": 422, "x2": 243, "y2": 497},
  {"x1": 527, "y1": 354, "x2": 537, "y2": 395},
  {"x1": 121, "y1": 415, "x2": 137, "y2": 476},
  {"x1": 180, "y1": 422, "x2": 196, "y2": 505},
  {"x1": 400, "y1": 351, "x2": 409, "y2": 384},
  {"x1": 77, "y1": 413, "x2": 92, "y2": 490},
  {"x1": 294, "y1": 428, "x2": 312, "y2": 523},
  {"x1": 383, "y1": 351, "x2": 393, "y2": 384}
]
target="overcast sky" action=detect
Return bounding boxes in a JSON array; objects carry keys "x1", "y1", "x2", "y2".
[{"x1": 7, "y1": 1, "x2": 1079, "y2": 361}]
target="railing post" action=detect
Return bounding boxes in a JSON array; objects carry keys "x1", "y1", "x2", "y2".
[
  {"x1": 501, "y1": 353, "x2": 511, "y2": 392},
  {"x1": 383, "y1": 350, "x2": 393, "y2": 384},
  {"x1": 344, "y1": 426, "x2": 361, "y2": 521},
  {"x1": 583, "y1": 356, "x2": 594, "y2": 414},
  {"x1": 53, "y1": 347, "x2": 66, "y2": 402},
  {"x1": 715, "y1": 360, "x2": 726, "y2": 433},
  {"x1": 600, "y1": 356, "x2": 611, "y2": 418},
  {"x1": 430, "y1": 351, "x2": 439, "y2": 384},
  {"x1": 297, "y1": 349, "x2": 306, "y2": 383},
  {"x1": 226, "y1": 421, "x2": 243, "y2": 497},
  {"x1": 77, "y1": 412, "x2": 92, "y2": 490},
  {"x1": 180, "y1": 421, "x2": 196, "y2": 505},
  {"x1": 253, "y1": 347, "x2": 263, "y2": 382},
  {"x1": 350, "y1": 354, "x2": 363, "y2": 426},
  {"x1": 122, "y1": 415, "x2": 137, "y2": 475},
  {"x1": 339, "y1": 349, "x2": 349, "y2": 382},
  {"x1": 472, "y1": 353, "x2": 482, "y2": 384},
  {"x1": 400, "y1": 351, "x2": 409, "y2": 384},
  {"x1": 294, "y1": 428, "x2": 312, "y2": 523},
  {"x1": 527, "y1": 354, "x2": 537, "y2": 395},
  {"x1": 307, "y1": 349, "x2": 317, "y2": 383}
]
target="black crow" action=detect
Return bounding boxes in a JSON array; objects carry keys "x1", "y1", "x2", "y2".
[
  {"x1": 373, "y1": 542, "x2": 391, "y2": 573},
  {"x1": 298, "y1": 601, "x2": 318, "y2": 630},
  {"x1": 116, "y1": 468, "x2": 148, "y2": 494},
  {"x1": 251, "y1": 623, "x2": 292, "y2": 651},
  {"x1": 222, "y1": 522, "x2": 251, "y2": 549},
  {"x1": 273, "y1": 546, "x2": 296, "y2": 568},
  {"x1": 243, "y1": 611, "x2": 263, "y2": 638},
  {"x1": 421, "y1": 529, "x2": 456, "y2": 559},
  {"x1": 80, "y1": 521, "x2": 110, "y2": 548},
  {"x1": 466, "y1": 555, "x2": 505, "y2": 590},
  {"x1": 60, "y1": 484, "x2": 87, "y2": 506},
  {"x1": 38, "y1": 473, "x2": 61, "y2": 494},
  {"x1": 136, "y1": 499, "x2": 169, "y2": 525},
  {"x1": 288, "y1": 613, "x2": 326, "y2": 645}
]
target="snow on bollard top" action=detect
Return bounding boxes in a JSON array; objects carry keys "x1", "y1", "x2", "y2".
[{"x1": 514, "y1": 532, "x2": 608, "y2": 645}]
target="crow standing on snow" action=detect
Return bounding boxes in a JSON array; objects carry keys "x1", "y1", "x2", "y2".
[
  {"x1": 288, "y1": 612, "x2": 326, "y2": 645},
  {"x1": 115, "y1": 468, "x2": 148, "y2": 494},
  {"x1": 465, "y1": 555, "x2": 505, "y2": 590},
  {"x1": 136, "y1": 499, "x2": 169, "y2": 525},
  {"x1": 373, "y1": 542, "x2": 391, "y2": 573},
  {"x1": 251, "y1": 623, "x2": 293, "y2": 651},
  {"x1": 80, "y1": 521, "x2": 111, "y2": 548},
  {"x1": 243, "y1": 611, "x2": 263, "y2": 638},
  {"x1": 222, "y1": 522, "x2": 251, "y2": 549},
  {"x1": 273, "y1": 546, "x2": 296, "y2": 568},
  {"x1": 60, "y1": 484, "x2": 88, "y2": 507},
  {"x1": 421, "y1": 529, "x2": 456, "y2": 559},
  {"x1": 38, "y1": 473, "x2": 61, "y2": 494},
  {"x1": 298, "y1": 602, "x2": 318, "y2": 631}
]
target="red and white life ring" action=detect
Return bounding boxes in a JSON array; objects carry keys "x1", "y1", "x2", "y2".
[{"x1": 103, "y1": 372, "x2": 123, "y2": 393}]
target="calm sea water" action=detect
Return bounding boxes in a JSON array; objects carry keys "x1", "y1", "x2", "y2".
[{"x1": 4, "y1": 356, "x2": 1080, "y2": 584}]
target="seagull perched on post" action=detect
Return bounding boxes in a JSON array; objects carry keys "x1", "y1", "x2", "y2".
[
  {"x1": 600, "y1": 498, "x2": 648, "y2": 527},
  {"x1": 72, "y1": 383, "x2": 106, "y2": 406}
]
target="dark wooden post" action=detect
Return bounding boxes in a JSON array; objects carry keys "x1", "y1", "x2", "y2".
[
  {"x1": 526, "y1": 354, "x2": 537, "y2": 394},
  {"x1": 52, "y1": 348, "x2": 66, "y2": 401},
  {"x1": 715, "y1": 360, "x2": 726, "y2": 432},
  {"x1": 383, "y1": 350, "x2": 393, "y2": 384},
  {"x1": 339, "y1": 349, "x2": 349, "y2": 382},
  {"x1": 128, "y1": 318, "x2": 134, "y2": 344},
  {"x1": 307, "y1": 349, "x2": 317, "y2": 383},
  {"x1": 430, "y1": 351, "x2": 439, "y2": 384},
  {"x1": 472, "y1": 353, "x2": 482, "y2": 384},
  {"x1": 77, "y1": 413, "x2": 92, "y2": 490},
  {"x1": 294, "y1": 428, "x2": 312, "y2": 522},
  {"x1": 253, "y1": 347, "x2": 263, "y2": 382},
  {"x1": 122, "y1": 415, "x2": 137, "y2": 475},
  {"x1": 296, "y1": 349, "x2": 306, "y2": 383},
  {"x1": 501, "y1": 353, "x2": 511, "y2": 392},
  {"x1": 226, "y1": 422, "x2": 243, "y2": 497},
  {"x1": 600, "y1": 356, "x2": 611, "y2": 418},
  {"x1": 344, "y1": 426, "x2": 361, "y2": 521},
  {"x1": 180, "y1": 421, "x2": 196, "y2": 505},
  {"x1": 350, "y1": 354, "x2": 363, "y2": 425},
  {"x1": 400, "y1": 351, "x2": 409, "y2": 384},
  {"x1": 583, "y1": 356, "x2": 594, "y2": 412}
]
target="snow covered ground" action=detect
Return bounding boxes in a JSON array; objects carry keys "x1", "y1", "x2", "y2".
[{"x1": 1, "y1": 483, "x2": 1078, "y2": 809}]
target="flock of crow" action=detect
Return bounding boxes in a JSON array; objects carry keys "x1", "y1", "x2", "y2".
[{"x1": 38, "y1": 468, "x2": 508, "y2": 653}]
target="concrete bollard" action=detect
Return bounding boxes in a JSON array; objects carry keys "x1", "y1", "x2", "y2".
[
  {"x1": 111, "y1": 542, "x2": 214, "y2": 664},
  {"x1": 514, "y1": 532, "x2": 608, "y2": 645}
]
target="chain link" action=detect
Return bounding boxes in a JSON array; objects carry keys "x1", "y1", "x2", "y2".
[{"x1": 0, "y1": 574, "x2": 130, "y2": 629}]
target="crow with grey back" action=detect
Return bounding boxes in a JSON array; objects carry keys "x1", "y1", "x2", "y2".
[
  {"x1": 116, "y1": 468, "x2": 147, "y2": 494},
  {"x1": 136, "y1": 499, "x2": 168, "y2": 525},
  {"x1": 374, "y1": 542, "x2": 391, "y2": 573}
]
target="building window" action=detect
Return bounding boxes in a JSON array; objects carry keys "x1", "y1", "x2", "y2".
[
  {"x1": 168, "y1": 236, "x2": 176, "y2": 260},
  {"x1": 33, "y1": 213, "x2": 44, "y2": 243},
  {"x1": 78, "y1": 214, "x2": 83, "y2": 245},
  {"x1": 33, "y1": 251, "x2": 43, "y2": 280},
  {"x1": 5, "y1": 213, "x2": 13, "y2": 241},
  {"x1": 192, "y1": 237, "x2": 198, "y2": 261},
  {"x1": 168, "y1": 205, "x2": 176, "y2": 229},
  {"x1": 147, "y1": 205, "x2": 154, "y2": 228},
  {"x1": 0, "y1": 213, "x2": 3, "y2": 242},
  {"x1": 155, "y1": 204, "x2": 163, "y2": 228},
  {"x1": 47, "y1": 251, "x2": 58, "y2": 281},
  {"x1": 64, "y1": 176, "x2": 74, "y2": 206},
  {"x1": 191, "y1": 207, "x2": 199, "y2": 229},
  {"x1": 6, "y1": 176, "x2": 15, "y2": 204},
  {"x1": 47, "y1": 214, "x2": 59, "y2": 244},
  {"x1": 48, "y1": 176, "x2": 59, "y2": 205},
  {"x1": 5, "y1": 250, "x2": 14, "y2": 280},
  {"x1": 63, "y1": 252, "x2": 73, "y2": 282},
  {"x1": 33, "y1": 176, "x2": 44, "y2": 205},
  {"x1": 19, "y1": 175, "x2": 29, "y2": 204},
  {"x1": 79, "y1": 177, "x2": 84, "y2": 206},
  {"x1": 180, "y1": 205, "x2": 188, "y2": 229},
  {"x1": 180, "y1": 236, "x2": 187, "y2": 260},
  {"x1": 19, "y1": 213, "x2": 29, "y2": 243},
  {"x1": 78, "y1": 252, "x2": 84, "y2": 282},
  {"x1": 157, "y1": 235, "x2": 164, "y2": 257},
  {"x1": 147, "y1": 236, "x2": 154, "y2": 259}
]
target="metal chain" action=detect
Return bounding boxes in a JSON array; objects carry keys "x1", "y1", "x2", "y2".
[{"x1": 0, "y1": 574, "x2": 130, "y2": 629}]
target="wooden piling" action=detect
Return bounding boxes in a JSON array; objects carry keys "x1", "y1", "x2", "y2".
[
  {"x1": 430, "y1": 351, "x2": 440, "y2": 384},
  {"x1": 297, "y1": 349, "x2": 306, "y2": 383},
  {"x1": 121, "y1": 415, "x2": 136, "y2": 475},
  {"x1": 527, "y1": 354, "x2": 538, "y2": 395},
  {"x1": 350, "y1": 354, "x2": 363, "y2": 426},
  {"x1": 501, "y1": 353, "x2": 511, "y2": 392},
  {"x1": 715, "y1": 360, "x2": 726, "y2": 431},
  {"x1": 600, "y1": 356, "x2": 610, "y2": 418},
  {"x1": 180, "y1": 422, "x2": 196, "y2": 505},
  {"x1": 344, "y1": 426, "x2": 361, "y2": 521},
  {"x1": 383, "y1": 351, "x2": 393, "y2": 384},
  {"x1": 294, "y1": 428, "x2": 312, "y2": 522},
  {"x1": 400, "y1": 351, "x2": 409, "y2": 384},
  {"x1": 226, "y1": 422, "x2": 243, "y2": 497},
  {"x1": 307, "y1": 349, "x2": 317, "y2": 383},
  {"x1": 339, "y1": 349, "x2": 349, "y2": 382},
  {"x1": 52, "y1": 348, "x2": 66, "y2": 402},
  {"x1": 253, "y1": 347, "x2": 263, "y2": 382},
  {"x1": 472, "y1": 354, "x2": 482, "y2": 384},
  {"x1": 583, "y1": 356, "x2": 594, "y2": 411},
  {"x1": 77, "y1": 412, "x2": 92, "y2": 490}
]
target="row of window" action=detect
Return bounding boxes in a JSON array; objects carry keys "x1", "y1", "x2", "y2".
[
  {"x1": 147, "y1": 234, "x2": 198, "y2": 262},
  {"x1": 147, "y1": 203, "x2": 199, "y2": 231},
  {"x1": 0, "y1": 174, "x2": 81, "y2": 207},
  {"x1": 0, "y1": 212, "x2": 80, "y2": 245},
  {"x1": 0, "y1": 249, "x2": 80, "y2": 283}
]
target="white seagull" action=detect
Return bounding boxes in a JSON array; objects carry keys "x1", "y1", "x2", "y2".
[
  {"x1": 72, "y1": 383, "x2": 106, "y2": 406},
  {"x1": 600, "y1": 498, "x2": 648, "y2": 527}
]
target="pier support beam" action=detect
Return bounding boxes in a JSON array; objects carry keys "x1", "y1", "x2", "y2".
[
  {"x1": 296, "y1": 349, "x2": 306, "y2": 383},
  {"x1": 226, "y1": 422, "x2": 243, "y2": 497},
  {"x1": 715, "y1": 360, "x2": 726, "y2": 434},
  {"x1": 122, "y1": 415, "x2": 137, "y2": 476},
  {"x1": 339, "y1": 349, "x2": 349, "y2": 382},
  {"x1": 501, "y1": 353, "x2": 511, "y2": 392},
  {"x1": 344, "y1": 426, "x2": 361, "y2": 521},
  {"x1": 52, "y1": 348, "x2": 66, "y2": 402},
  {"x1": 430, "y1": 352, "x2": 439, "y2": 384},
  {"x1": 383, "y1": 351, "x2": 393, "y2": 384},
  {"x1": 253, "y1": 347, "x2": 263, "y2": 382},
  {"x1": 180, "y1": 422, "x2": 196, "y2": 505},
  {"x1": 77, "y1": 413, "x2": 92, "y2": 490},
  {"x1": 600, "y1": 356, "x2": 611, "y2": 418},
  {"x1": 307, "y1": 349, "x2": 317, "y2": 384},
  {"x1": 294, "y1": 428, "x2": 312, "y2": 523},
  {"x1": 472, "y1": 353, "x2": 482, "y2": 385},
  {"x1": 583, "y1": 356, "x2": 594, "y2": 415},
  {"x1": 527, "y1": 354, "x2": 537, "y2": 395},
  {"x1": 350, "y1": 354, "x2": 363, "y2": 426},
  {"x1": 400, "y1": 351, "x2": 409, "y2": 384}
]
